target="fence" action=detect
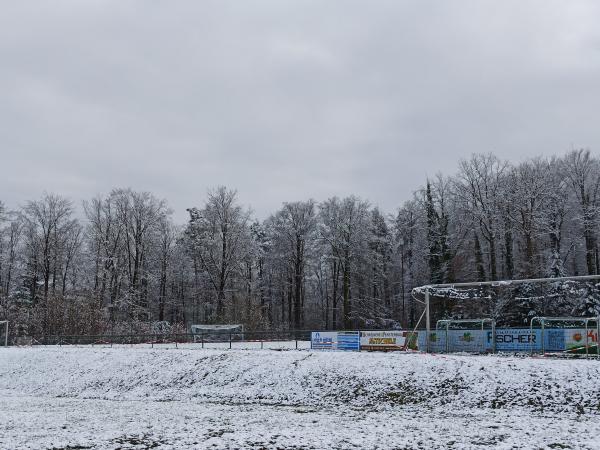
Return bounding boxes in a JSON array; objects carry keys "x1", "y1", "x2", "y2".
[
  {"x1": 5, "y1": 327, "x2": 600, "y2": 357},
  {"x1": 12, "y1": 330, "x2": 313, "y2": 349}
]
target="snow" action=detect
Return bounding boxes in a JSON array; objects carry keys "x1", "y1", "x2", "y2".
[{"x1": 2, "y1": 347, "x2": 600, "y2": 449}]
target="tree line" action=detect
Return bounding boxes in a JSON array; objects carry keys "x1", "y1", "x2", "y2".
[{"x1": 1, "y1": 149, "x2": 600, "y2": 337}]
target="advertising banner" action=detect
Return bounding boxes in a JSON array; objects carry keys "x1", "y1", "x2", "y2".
[
  {"x1": 311, "y1": 331, "x2": 336, "y2": 350},
  {"x1": 448, "y1": 330, "x2": 491, "y2": 352},
  {"x1": 491, "y1": 328, "x2": 575, "y2": 352},
  {"x1": 337, "y1": 331, "x2": 361, "y2": 351},
  {"x1": 543, "y1": 329, "x2": 566, "y2": 352},
  {"x1": 424, "y1": 331, "x2": 446, "y2": 353},
  {"x1": 360, "y1": 330, "x2": 409, "y2": 350},
  {"x1": 420, "y1": 330, "x2": 491, "y2": 352},
  {"x1": 491, "y1": 328, "x2": 540, "y2": 352},
  {"x1": 410, "y1": 327, "x2": 600, "y2": 353},
  {"x1": 564, "y1": 328, "x2": 598, "y2": 353},
  {"x1": 312, "y1": 327, "x2": 600, "y2": 353},
  {"x1": 311, "y1": 331, "x2": 360, "y2": 351}
]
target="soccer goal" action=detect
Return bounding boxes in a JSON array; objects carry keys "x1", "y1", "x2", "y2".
[
  {"x1": 530, "y1": 316, "x2": 600, "y2": 358},
  {"x1": 435, "y1": 318, "x2": 495, "y2": 353},
  {"x1": 190, "y1": 324, "x2": 244, "y2": 342},
  {"x1": 0, "y1": 321, "x2": 8, "y2": 346},
  {"x1": 413, "y1": 274, "x2": 600, "y2": 353}
]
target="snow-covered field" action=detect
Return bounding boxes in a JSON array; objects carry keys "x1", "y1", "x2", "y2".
[{"x1": 1, "y1": 347, "x2": 600, "y2": 449}]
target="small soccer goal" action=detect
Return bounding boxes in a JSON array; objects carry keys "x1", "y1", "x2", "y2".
[
  {"x1": 190, "y1": 324, "x2": 244, "y2": 342},
  {"x1": 0, "y1": 321, "x2": 8, "y2": 346},
  {"x1": 434, "y1": 318, "x2": 495, "y2": 353},
  {"x1": 529, "y1": 316, "x2": 600, "y2": 358}
]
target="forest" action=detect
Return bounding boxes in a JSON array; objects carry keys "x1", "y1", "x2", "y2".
[{"x1": 1, "y1": 149, "x2": 600, "y2": 337}]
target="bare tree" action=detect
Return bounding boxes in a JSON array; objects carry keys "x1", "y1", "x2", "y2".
[
  {"x1": 319, "y1": 196, "x2": 370, "y2": 329},
  {"x1": 267, "y1": 200, "x2": 317, "y2": 330},
  {"x1": 561, "y1": 149, "x2": 600, "y2": 275},
  {"x1": 186, "y1": 187, "x2": 251, "y2": 321},
  {"x1": 22, "y1": 194, "x2": 76, "y2": 334},
  {"x1": 157, "y1": 218, "x2": 177, "y2": 322},
  {"x1": 506, "y1": 158, "x2": 551, "y2": 277},
  {"x1": 113, "y1": 189, "x2": 170, "y2": 319},
  {"x1": 455, "y1": 153, "x2": 509, "y2": 281}
]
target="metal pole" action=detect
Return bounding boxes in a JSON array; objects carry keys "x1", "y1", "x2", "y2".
[
  {"x1": 425, "y1": 290, "x2": 431, "y2": 353},
  {"x1": 445, "y1": 321, "x2": 449, "y2": 353},
  {"x1": 481, "y1": 320, "x2": 484, "y2": 353},
  {"x1": 541, "y1": 319, "x2": 545, "y2": 356},
  {"x1": 585, "y1": 319, "x2": 589, "y2": 359},
  {"x1": 530, "y1": 318, "x2": 535, "y2": 355},
  {"x1": 596, "y1": 317, "x2": 599, "y2": 359}
]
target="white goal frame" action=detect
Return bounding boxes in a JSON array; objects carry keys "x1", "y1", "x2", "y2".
[
  {"x1": 0, "y1": 321, "x2": 8, "y2": 346},
  {"x1": 436, "y1": 318, "x2": 496, "y2": 353},
  {"x1": 190, "y1": 324, "x2": 244, "y2": 342},
  {"x1": 530, "y1": 316, "x2": 600, "y2": 358},
  {"x1": 413, "y1": 274, "x2": 600, "y2": 353}
]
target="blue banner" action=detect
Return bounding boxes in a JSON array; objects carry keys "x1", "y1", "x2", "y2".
[
  {"x1": 336, "y1": 331, "x2": 360, "y2": 351},
  {"x1": 491, "y1": 328, "x2": 540, "y2": 351},
  {"x1": 315, "y1": 328, "x2": 597, "y2": 353},
  {"x1": 311, "y1": 331, "x2": 360, "y2": 351}
]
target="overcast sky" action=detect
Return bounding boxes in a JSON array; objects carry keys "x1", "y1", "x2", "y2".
[{"x1": 1, "y1": 1, "x2": 599, "y2": 222}]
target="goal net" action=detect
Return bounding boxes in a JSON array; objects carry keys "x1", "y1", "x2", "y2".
[
  {"x1": 0, "y1": 321, "x2": 8, "y2": 346},
  {"x1": 190, "y1": 324, "x2": 244, "y2": 342},
  {"x1": 434, "y1": 319, "x2": 495, "y2": 353}
]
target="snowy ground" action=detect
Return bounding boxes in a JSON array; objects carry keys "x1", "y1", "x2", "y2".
[{"x1": 1, "y1": 347, "x2": 600, "y2": 449}]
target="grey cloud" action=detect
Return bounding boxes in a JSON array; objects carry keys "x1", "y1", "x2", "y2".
[{"x1": 1, "y1": 1, "x2": 600, "y2": 221}]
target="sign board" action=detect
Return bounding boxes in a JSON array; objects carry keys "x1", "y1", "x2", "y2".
[
  {"x1": 544, "y1": 329, "x2": 566, "y2": 352},
  {"x1": 564, "y1": 328, "x2": 597, "y2": 352},
  {"x1": 475, "y1": 328, "x2": 595, "y2": 352},
  {"x1": 311, "y1": 331, "x2": 360, "y2": 351},
  {"x1": 490, "y1": 328, "x2": 540, "y2": 352},
  {"x1": 360, "y1": 331, "x2": 405, "y2": 350},
  {"x1": 420, "y1": 331, "x2": 445, "y2": 352},
  {"x1": 418, "y1": 327, "x2": 600, "y2": 353},
  {"x1": 421, "y1": 330, "x2": 491, "y2": 352},
  {"x1": 337, "y1": 331, "x2": 360, "y2": 351},
  {"x1": 446, "y1": 329, "x2": 490, "y2": 352},
  {"x1": 311, "y1": 331, "x2": 336, "y2": 350}
]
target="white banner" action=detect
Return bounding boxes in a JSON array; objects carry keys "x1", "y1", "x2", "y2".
[
  {"x1": 564, "y1": 328, "x2": 598, "y2": 352},
  {"x1": 360, "y1": 330, "x2": 406, "y2": 350}
]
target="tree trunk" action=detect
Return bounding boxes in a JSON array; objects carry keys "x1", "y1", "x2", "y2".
[{"x1": 343, "y1": 250, "x2": 351, "y2": 329}]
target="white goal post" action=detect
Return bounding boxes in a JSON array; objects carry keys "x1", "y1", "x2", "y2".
[
  {"x1": 190, "y1": 324, "x2": 244, "y2": 342},
  {"x1": 413, "y1": 274, "x2": 600, "y2": 353},
  {"x1": 0, "y1": 321, "x2": 8, "y2": 346}
]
